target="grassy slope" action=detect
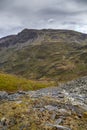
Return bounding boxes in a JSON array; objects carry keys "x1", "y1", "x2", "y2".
[
  {"x1": 0, "y1": 72, "x2": 53, "y2": 92},
  {"x1": 1, "y1": 42, "x2": 87, "y2": 83}
]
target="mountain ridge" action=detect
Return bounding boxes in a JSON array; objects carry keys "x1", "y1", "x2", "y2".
[{"x1": 0, "y1": 29, "x2": 87, "y2": 48}]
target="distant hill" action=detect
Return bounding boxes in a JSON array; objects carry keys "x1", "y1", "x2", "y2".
[{"x1": 0, "y1": 29, "x2": 87, "y2": 82}]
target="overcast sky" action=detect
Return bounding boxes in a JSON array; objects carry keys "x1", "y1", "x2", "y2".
[{"x1": 0, "y1": 0, "x2": 87, "y2": 37}]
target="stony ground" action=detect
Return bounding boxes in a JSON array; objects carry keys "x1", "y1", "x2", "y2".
[{"x1": 0, "y1": 76, "x2": 87, "y2": 130}]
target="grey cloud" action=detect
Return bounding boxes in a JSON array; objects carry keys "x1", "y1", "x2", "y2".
[
  {"x1": 0, "y1": 0, "x2": 87, "y2": 37},
  {"x1": 75, "y1": 0, "x2": 87, "y2": 3},
  {"x1": 38, "y1": 7, "x2": 87, "y2": 17},
  {"x1": 48, "y1": 19, "x2": 55, "y2": 23}
]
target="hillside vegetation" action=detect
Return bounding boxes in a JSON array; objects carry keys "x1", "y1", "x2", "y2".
[
  {"x1": 0, "y1": 29, "x2": 87, "y2": 83},
  {"x1": 0, "y1": 72, "x2": 52, "y2": 92}
]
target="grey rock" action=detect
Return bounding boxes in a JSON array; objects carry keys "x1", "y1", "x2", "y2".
[
  {"x1": 7, "y1": 93, "x2": 20, "y2": 101},
  {"x1": 46, "y1": 123, "x2": 71, "y2": 130},
  {"x1": 58, "y1": 109, "x2": 71, "y2": 115},
  {"x1": 51, "y1": 113, "x2": 56, "y2": 120},
  {"x1": 0, "y1": 92, "x2": 8, "y2": 100},
  {"x1": 55, "y1": 118, "x2": 63, "y2": 125},
  {"x1": 44, "y1": 105, "x2": 58, "y2": 111}
]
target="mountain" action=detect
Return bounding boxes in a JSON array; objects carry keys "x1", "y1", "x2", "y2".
[
  {"x1": 0, "y1": 29, "x2": 87, "y2": 129},
  {"x1": 0, "y1": 29, "x2": 87, "y2": 83}
]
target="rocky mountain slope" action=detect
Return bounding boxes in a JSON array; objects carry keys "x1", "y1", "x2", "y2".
[
  {"x1": 0, "y1": 29, "x2": 87, "y2": 82},
  {"x1": 0, "y1": 76, "x2": 87, "y2": 130},
  {"x1": 0, "y1": 29, "x2": 87, "y2": 129}
]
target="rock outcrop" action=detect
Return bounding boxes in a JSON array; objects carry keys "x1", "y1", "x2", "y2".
[{"x1": 0, "y1": 76, "x2": 87, "y2": 129}]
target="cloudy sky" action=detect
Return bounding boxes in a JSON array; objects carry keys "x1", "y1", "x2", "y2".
[{"x1": 0, "y1": 0, "x2": 87, "y2": 37}]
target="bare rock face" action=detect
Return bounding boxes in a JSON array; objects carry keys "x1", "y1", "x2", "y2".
[{"x1": 0, "y1": 29, "x2": 38, "y2": 48}]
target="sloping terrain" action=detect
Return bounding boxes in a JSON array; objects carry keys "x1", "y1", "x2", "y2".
[
  {"x1": 0, "y1": 29, "x2": 87, "y2": 130},
  {"x1": 0, "y1": 76, "x2": 87, "y2": 130},
  {"x1": 0, "y1": 72, "x2": 52, "y2": 92},
  {"x1": 0, "y1": 29, "x2": 87, "y2": 83}
]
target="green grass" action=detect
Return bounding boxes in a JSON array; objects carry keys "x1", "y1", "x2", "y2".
[{"x1": 0, "y1": 72, "x2": 53, "y2": 92}]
